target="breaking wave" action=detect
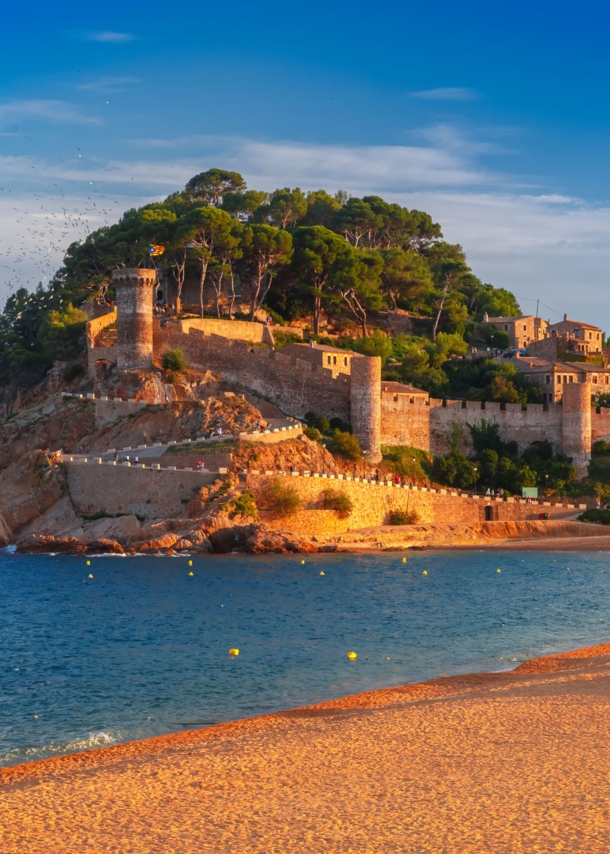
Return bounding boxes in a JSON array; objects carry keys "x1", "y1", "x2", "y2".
[{"x1": 1, "y1": 731, "x2": 120, "y2": 766}]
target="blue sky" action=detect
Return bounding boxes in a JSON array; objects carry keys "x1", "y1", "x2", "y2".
[{"x1": 2, "y1": 0, "x2": 610, "y2": 326}]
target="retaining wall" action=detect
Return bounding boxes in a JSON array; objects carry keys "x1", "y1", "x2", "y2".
[
  {"x1": 245, "y1": 472, "x2": 585, "y2": 536},
  {"x1": 66, "y1": 463, "x2": 216, "y2": 520}
]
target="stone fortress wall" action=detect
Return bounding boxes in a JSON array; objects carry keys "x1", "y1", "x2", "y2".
[{"x1": 84, "y1": 269, "x2": 594, "y2": 472}]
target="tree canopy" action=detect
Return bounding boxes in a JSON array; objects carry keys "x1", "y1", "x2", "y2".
[{"x1": 0, "y1": 166, "x2": 522, "y2": 391}]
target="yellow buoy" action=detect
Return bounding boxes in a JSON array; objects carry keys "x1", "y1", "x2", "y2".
[
  {"x1": 301, "y1": 559, "x2": 305, "y2": 564},
  {"x1": 496, "y1": 568, "x2": 501, "y2": 573},
  {"x1": 188, "y1": 560, "x2": 193, "y2": 567},
  {"x1": 385, "y1": 657, "x2": 390, "y2": 660},
  {"x1": 422, "y1": 570, "x2": 427, "y2": 576},
  {"x1": 402, "y1": 557, "x2": 407, "y2": 563},
  {"x1": 33, "y1": 715, "x2": 38, "y2": 719},
  {"x1": 88, "y1": 574, "x2": 93, "y2": 579},
  {"x1": 189, "y1": 571, "x2": 194, "y2": 576},
  {"x1": 229, "y1": 648, "x2": 239, "y2": 656},
  {"x1": 347, "y1": 651, "x2": 357, "y2": 660},
  {"x1": 86, "y1": 560, "x2": 90, "y2": 566},
  {"x1": 320, "y1": 571, "x2": 325, "y2": 576}
]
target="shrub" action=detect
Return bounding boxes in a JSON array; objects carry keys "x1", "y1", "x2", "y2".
[
  {"x1": 387, "y1": 509, "x2": 420, "y2": 525},
  {"x1": 578, "y1": 508, "x2": 610, "y2": 525},
  {"x1": 330, "y1": 429, "x2": 362, "y2": 460},
  {"x1": 304, "y1": 426, "x2": 322, "y2": 442},
  {"x1": 162, "y1": 347, "x2": 187, "y2": 372},
  {"x1": 320, "y1": 488, "x2": 353, "y2": 518},
  {"x1": 593, "y1": 439, "x2": 610, "y2": 455},
  {"x1": 260, "y1": 478, "x2": 301, "y2": 516},
  {"x1": 63, "y1": 363, "x2": 85, "y2": 383},
  {"x1": 230, "y1": 491, "x2": 259, "y2": 519}
]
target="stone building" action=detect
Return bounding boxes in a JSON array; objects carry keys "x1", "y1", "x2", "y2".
[
  {"x1": 548, "y1": 315, "x2": 602, "y2": 355},
  {"x1": 481, "y1": 313, "x2": 549, "y2": 349},
  {"x1": 520, "y1": 360, "x2": 610, "y2": 403}
]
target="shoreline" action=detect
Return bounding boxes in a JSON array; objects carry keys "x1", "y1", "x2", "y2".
[{"x1": 3, "y1": 640, "x2": 610, "y2": 850}]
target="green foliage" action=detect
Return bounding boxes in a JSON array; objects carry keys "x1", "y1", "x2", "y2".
[
  {"x1": 303, "y1": 425, "x2": 322, "y2": 442},
  {"x1": 578, "y1": 508, "x2": 610, "y2": 525},
  {"x1": 162, "y1": 348, "x2": 187, "y2": 372},
  {"x1": 593, "y1": 440, "x2": 610, "y2": 454},
  {"x1": 36, "y1": 303, "x2": 87, "y2": 362},
  {"x1": 63, "y1": 363, "x2": 85, "y2": 382},
  {"x1": 230, "y1": 491, "x2": 259, "y2": 519},
  {"x1": 320, "y1": 488, "x2": 353, "y2": 518},
  {"x1": 387, "y1": 509, "x2": 420, "y2": 525},
  {"x1": 0, "y1": 166, "x2": 524, "y2": 391},
  {"x1": 260, "y1": 478, "x2": 301, "y2": 515},
  {"x1": 381, "y1": 446, "x2": 431, "y2": 480},
  {"x1": 344, "y1": 329, "x2": 393, "y2": 363},
  {"x1": 329, "y1": 429, "x2": 362, "y2": 460}
]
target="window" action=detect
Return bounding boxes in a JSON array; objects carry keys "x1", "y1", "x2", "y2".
[
  {"x1": 333, "y1": 356, "x2": 337, "y2": 365},
  {"x1": 504, "y1": 324, "x2": 508, "y2": 330},
  {"x1": 344, "y1": 357, "x2": 348, "y2": 366},
  {"x1": 327, "y1": 356, "x2": 331, "y2": 365},
  {"x1": 557, "y1": 375, "x2": 562, "y2": 384},
  {"x1": 523, "y1": 325, "x2": 527, "y2": 331},
  {"x1": 546, "y1": 375, "x2": 551, "y2": 384},
  {"x1": 569, "y1": 375, "x2": 574, "y2": 382},
  {"x1": 593, "y1": 376, "x2": 598, "y2": 384}
]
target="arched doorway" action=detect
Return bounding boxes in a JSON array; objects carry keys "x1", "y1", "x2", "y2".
[{"x1": 485, "y1": 505, "x2": 493, "y2": 521}]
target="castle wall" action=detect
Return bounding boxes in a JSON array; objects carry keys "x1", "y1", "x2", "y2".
[
  {"x1": 380, "y1": 394, "x2": 431, "y2": 450},
  {"x1": 591, "y1": 408, "x2": 610, "y2": 444},
  {"x1": 173, "y1": 317, "x2": 288, "y2": 346},
  {"x1": 86, "y1": 309, "x2": 117, "y2": 377},
  {"x1": 429, "y1": 400, "x2": 564, "y2": 456},
  {"x1": 153, "y1": 323, "x2": 352, "y2": 422}
]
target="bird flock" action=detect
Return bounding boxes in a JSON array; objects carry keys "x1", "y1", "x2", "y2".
[{"x1": 0, "y1": 146, "x2": 128, "y2": 306}]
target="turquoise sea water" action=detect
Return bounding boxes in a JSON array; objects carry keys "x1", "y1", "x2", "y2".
[{"x1": 1, "y1": 548, "x2": 610, "y2": 767}]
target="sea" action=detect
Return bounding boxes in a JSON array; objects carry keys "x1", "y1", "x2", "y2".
[{"x1": 1, "y1": 547, "x2": 610, "y2": 767}]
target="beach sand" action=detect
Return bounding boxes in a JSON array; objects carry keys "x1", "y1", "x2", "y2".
[{"x1": 3, "y1": 643, "x2": 610, "y2": 852}]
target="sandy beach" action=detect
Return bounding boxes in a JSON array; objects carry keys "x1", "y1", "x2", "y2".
[{"x1": 2, "y1": 643, "x2": 610, "y2": 852}]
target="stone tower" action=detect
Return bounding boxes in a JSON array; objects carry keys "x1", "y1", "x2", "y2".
[
  {"x1": 350, "y1": 355, "x2": 382, "y2": 462},
  {"x1": 562, "y1": 381, "x2": 591, "y2": 477},
  {"x1": 113, "y1": 268, "x2": 156, "y2": 371}
]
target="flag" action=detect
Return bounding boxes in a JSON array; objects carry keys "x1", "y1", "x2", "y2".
[{"x1": 149, "y1": 244, "x2": 165, "y2": 256}]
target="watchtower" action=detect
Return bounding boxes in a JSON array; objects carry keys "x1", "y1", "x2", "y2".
[
  {"x1": 113, "y1": 268, "x2": 156, "y2": 371},
  {"x1": 350, "y1": 355, "x2": 382, "y2": 462},
  {"x1": 562, "y1": 381, "x2": 591, "y2": 477}
]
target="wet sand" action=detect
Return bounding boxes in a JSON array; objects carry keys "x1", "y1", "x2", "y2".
[{"x1": 3, "y1": 644, "x2": 610, "y2": 852}]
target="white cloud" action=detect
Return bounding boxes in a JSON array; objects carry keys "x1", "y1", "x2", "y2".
[
  {"x1": 3, "y1": 134, "x2": 610, "y2": 329},
  {"x1": 0, "y1": 100, "x2": 100, "y2": 126},
  {"x1": 78, "y1": 76, "x2": 141, "y2": 92},
  {"x1": 409, "y1": 87, "x2": 479, "y2": 101},
  {"x1": 85, "y1": 31, "x2": 135, "y2": 43}
]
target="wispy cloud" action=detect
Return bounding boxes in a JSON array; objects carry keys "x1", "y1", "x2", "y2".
[
  {"x1": 3, "y1": 133, "x2": 610, "y2": 328},
  {"x1": 0, "y1": 100, "x2": 100, "y2": 126},
  {"x1": 78, "y1": 76, "x2": 141, "y2": 93},
  {"x1": 409, "y1": 87, "x2": 479, "y2": 101},
  {"x1": 82, "y1": 31, "x2": 135, "y2": 43}
]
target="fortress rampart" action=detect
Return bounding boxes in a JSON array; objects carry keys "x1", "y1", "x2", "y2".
[
  {"x1": 84, "y1": 273, "x2": 594, "y2": 473},
  {"x1": 154, "y1": 322, "x2": 353, "y2": 422}
]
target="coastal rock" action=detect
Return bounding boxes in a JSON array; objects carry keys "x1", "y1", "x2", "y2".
[
  {"x1": 0, "y1": 451, "x2": 68, "y2": 534},
  {"x1": 16, "y1": 534, "x2": 88, "y2": 554},
  {"x1": 87, "y1": 538, "x2": 124, "y2": 554},
  {"x1": 0, "y1": 512, "x2": 12, "y2": 546},
  {"x1": 16, "y1": 495, "x2": 84, "y2": 544},
  {"x1": 245, "y1": 525, "x2": 317, "y2": 554},
  {"x1": 139, "y1": 533, "x2": 180, "y2": 552},
  {"x1": 208, "y1": 524, "x2": 257, "y2": 554},
  {"x1": 84, "y1": 514, "x2": 141, "y2": 545}
]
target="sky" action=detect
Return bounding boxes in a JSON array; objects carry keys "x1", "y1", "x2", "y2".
[{"x1": 2, "y1": 0, "x2": 610, "y2": 326}]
